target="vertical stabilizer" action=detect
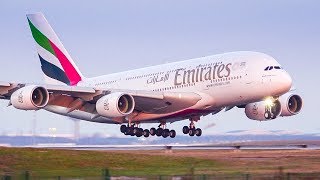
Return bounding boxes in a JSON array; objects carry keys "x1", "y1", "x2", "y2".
[{"x1": 27, "y1": 13, "x2": 84, "y2": 86}]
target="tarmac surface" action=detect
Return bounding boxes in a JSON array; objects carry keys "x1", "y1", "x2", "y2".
[{"x1": 30, "y1": 140, "x2": 320, "y2": 151}]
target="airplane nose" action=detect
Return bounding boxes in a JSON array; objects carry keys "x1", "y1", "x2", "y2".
[
  {"x1": 270, "y1": 71, "x2": 293, "y2": 96},
  {"x1": 282, "y1": 71, "x2": 292, "y2": 92}
]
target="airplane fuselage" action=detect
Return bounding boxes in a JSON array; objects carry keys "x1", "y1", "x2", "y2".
[{"x1": 45, "y1": 51, "x2": 292, "y2": 124}]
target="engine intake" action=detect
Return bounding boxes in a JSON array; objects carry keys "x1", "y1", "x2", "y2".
[
  {"x1": 280, "y1": 93, "x2": 303, "y2": 116},
  {"x1": 11, "y1": 85, "x2": 49, "y2": 110},
  {"x1": 96, "y1": 92, "x2": 135, "y2": 118}
]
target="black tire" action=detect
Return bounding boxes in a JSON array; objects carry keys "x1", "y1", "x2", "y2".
[
  {"x1": 143, "y1": 129, "x2": 150, "y2": 137},
  {"x1": 133, "y1": 127, "x2": 140, "y2": 135},
  {"x1": 169, "y1": 130, "x2": 176, "y2": 138},
  {"x1": 136, "y1": 128, "x2": 143, "y2": 137},
  {"x1": 264, "y1": 112, "x2": 271, "y2": 119},
  {"x1": 162, "y1": 129, "x2": 170, "y2": 138},
  {"x1": 150, "y1": 128, "x2": 156, "y2": 136},
  {"x1": 120, "y1": 125, "x2": 127, "y2": 133},
  {"x1": 182, "y1": 126, "x2": 189, "y2": 134},
  {"x1": 139, "y1": 128, "x2": 143, "y2": 133},
  {"x1": 124, "y1": 130, "x2": 129, "y2": 136},
  {"x1": 189, "y1": 128, "x2": 195, "y2": 136},
  {"x1": 136, "y1": 132, "x2": 142, "y2": 137},
  {"x1": 125, "y1": 127, "x2": 133, "y2": 135},
  {"x1": 195, "y1": 128, "x2": 202, "y2": 137},
  {"x1": 156, "y1": 128, "x2": 163, "y2": 137}
]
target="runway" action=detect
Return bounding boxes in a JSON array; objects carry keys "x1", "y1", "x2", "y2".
[{"x1": 29, "y1": 142, "x2": 320, "y2": 151}]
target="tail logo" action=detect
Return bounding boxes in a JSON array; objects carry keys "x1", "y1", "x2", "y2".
[{"x1": 28, "y1": 18, "x2": 81, "y2": 86}]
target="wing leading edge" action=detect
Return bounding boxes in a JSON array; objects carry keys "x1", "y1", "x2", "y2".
[{"x1": 0, "y1": 82, "x2": 203, "y2": 123}]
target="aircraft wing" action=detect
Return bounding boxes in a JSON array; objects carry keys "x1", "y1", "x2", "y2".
[
  {"x1": 0, "y1": 82, "x2": 21, "y2": 99},
  {"x1": 0, "y1": 82, "x2": 202, "y2": 115},
  {"x1": 121, "y1": 90, "x2": 201, "y2": 114}
]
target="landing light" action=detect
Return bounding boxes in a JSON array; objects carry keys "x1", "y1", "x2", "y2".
[{"x1": 264, "y1": 97, "x2": 274, "y2": 107}]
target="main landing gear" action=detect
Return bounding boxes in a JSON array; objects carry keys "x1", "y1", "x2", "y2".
[
  {"x1": 182, "y1": 118, "x2": 202, "y2": 137},
  {"x1": 120, "y1": 124, "x2": 150, "y2": 138},
  {"x1": 149, "y1": 123, "x2": 176, "y2": 138},
  {"x1": 120, "y1": 123, "x2": 176, "y2": 138}
]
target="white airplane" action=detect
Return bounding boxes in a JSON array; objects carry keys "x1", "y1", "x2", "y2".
[{"x1": 0, "y1": 13, "x2": 302, "y2": 138}]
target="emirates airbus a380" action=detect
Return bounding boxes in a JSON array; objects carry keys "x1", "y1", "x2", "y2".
[{"x1": 0, "y1": 13, "x2": 303, "y2": 138}]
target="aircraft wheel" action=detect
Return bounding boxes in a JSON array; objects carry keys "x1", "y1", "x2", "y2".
[
  {"x1": 189, "y1": 128, "x2": 195, "y2": 136},
  {"x1": 162, "y1": 129, "x2": 170, "y2": 138},
  {"x1": 120, "y1": 125, "x2": 127, "y2": 133},
  {"x1": 125, "y1": 127, "x2": 133, "y2": 135},
  {"x1": 156, "y1": 128, "x2": 163, "y2": 137},
  {"x1": 123, "y1": 127, "x2": 129, "y2": 136},
  {"x1": 195, "y1": 128, "x2": 202, "y2": 137},
  {"x1": 143, "y1": 129, "x2": 150, "y2": 137},
  {"x1": 264, "y1": 112, "x2": 271, "y2": 119},
  {"x1": 182, "y1": 126, "x2": 189, "y2": 134},
  {"x1": 150, "y1": 128, "x2": 156, "y2": 136},
  {"x1": 169, "y1": 130, "x2": 176, "y2": 138},
  {"x1": 136, "y1": 128, "x2": 144, "y2": 137},
  {"x1": 133, "y1": 127, "x2": 140, "y2": 135},
  {"x1": 126, "y1": 127, "x2": 134, "y2": 136},
  {"x1": 136, "y1": 129, "x2": 143, "y2": 137}
]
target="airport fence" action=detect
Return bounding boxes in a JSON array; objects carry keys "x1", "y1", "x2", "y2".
[{"x1": 1, "y1": 170, "x2": 320, "y2": 180}]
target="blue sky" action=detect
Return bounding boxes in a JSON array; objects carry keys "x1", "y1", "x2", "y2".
[{"x1": 0, "y1": 1, "x2": 318, "y2": 136}]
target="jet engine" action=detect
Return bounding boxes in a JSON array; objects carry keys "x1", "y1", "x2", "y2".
[
  {"x1": 11, "y1": 85, "x2": 49, "y2": 110},
  {"x1": 279, "y1": 92, "x2": 303, "y2": 116},
  {"x1": 96, "y1": 92, "x2": 135, "y2": 118},
  {"x1": 245, "y1": 98, "x2": 281, "y2": 121}
]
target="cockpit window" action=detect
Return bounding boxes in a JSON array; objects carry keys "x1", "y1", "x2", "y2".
[
  {"x1": 265, "y1": 66, "x2": 282, "y2": 71},
  {"x1": 274, "y1": 66, "x2": 281, "y2": 69}
]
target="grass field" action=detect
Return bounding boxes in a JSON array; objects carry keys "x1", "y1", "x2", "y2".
[
  {"x1": 0, "y1": 147, "x2": 319, "y2": 178},
  {"x1": 0, "y1": 147, "x2": 218, "y2": 177}
]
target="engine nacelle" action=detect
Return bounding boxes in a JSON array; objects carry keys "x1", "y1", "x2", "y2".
[
  {"x1": 11, "y1": 85, "x2": 49, "y2": 110},
  {"x1": 279, "y1": 92, "x2": 303, "y2": 116},
  {"x1": 96, "y1": 92, "x2": 135, "y2": 118},
  {"x1": 245, "y1": 99, "x2": 282, "y2": 121}
]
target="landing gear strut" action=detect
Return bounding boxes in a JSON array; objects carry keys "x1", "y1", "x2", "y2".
[{"x1": 182, "y1": 117, "x2": 202, "y2": 137}]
